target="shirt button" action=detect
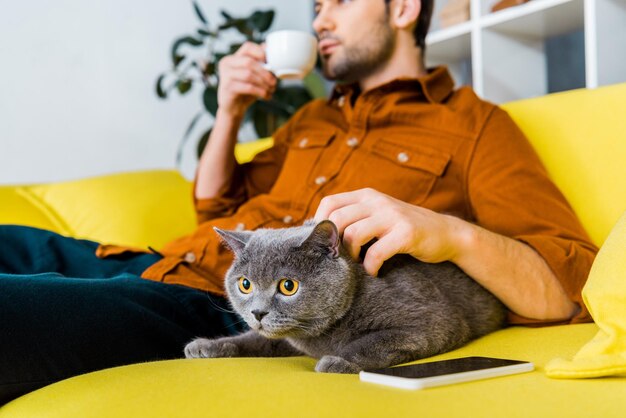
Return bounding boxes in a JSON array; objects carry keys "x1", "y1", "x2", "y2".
[
  {"x1": 315, "y1": 176, "x2": 327, "y2": 185},
  {"x1": 184, "y1": 252, "x2": 197, "y2": 263},
  {"x1": 397, "y1": 152, "x2": 410, "y2": 163},
  {"x1": 346, "y1": 137, "x2": 359, "y2": 148},
  {"x1": 337, "y1": 95, "x2": 345, "y2": 107},
  {"x1": 299, "y1": 138, "x2": 309, "y2": 148},
  {"x1": 235, "y1": 223, "x2": 246, "y2": 231},
  {"x1": 283, "y1": 215, "x2": 293, "y2": 224}
]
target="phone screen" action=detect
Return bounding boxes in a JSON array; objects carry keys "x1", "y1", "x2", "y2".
[{"x1": 365, "y1": 357, "x2": 529, "y2": 379}]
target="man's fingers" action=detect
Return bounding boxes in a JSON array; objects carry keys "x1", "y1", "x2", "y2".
[
  {"x1": 342, "y1": 217, "x2": 384, "y2": 260},
  {"x1": 229, "y1": 80, "x2": 271, "y2": 100},
  {"x1": 227, "y1": 68, "x2": 275, "y2": 93},
  {"x1": 313, "y1": 189, "x2": 411, "y2": 272},
  {"x1": 362, "y1": 233, "x2": 401, "y2": 277},
  {"x1": 326, "y1": 203, "x2": 371, "y2": 235},
  {"x1": 224, "y1": 56, "x2": 276, "y2": 86},
  {"x1": 235, "y1": 42, "x2": 266, "y2": 61},
  {"x1": 221, "y1": 56, "x2": 276, "y2": 100},
  {"x1": 315, "y1": 188, "x2": 378, "y2": 222}
]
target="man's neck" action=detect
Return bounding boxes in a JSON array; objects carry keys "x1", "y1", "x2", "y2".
[{"x1": 358, "y1": 39, "x2": 427, "y2": 93}]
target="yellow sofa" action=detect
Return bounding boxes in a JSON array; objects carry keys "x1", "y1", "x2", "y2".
[{"x1": 1, "y1": 84, "x2": 625, "y2": 417}]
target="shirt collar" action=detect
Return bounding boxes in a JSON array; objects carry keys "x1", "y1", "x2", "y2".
[{"x1": 329, "y1": 65, "x2": 455, "y2": 105}]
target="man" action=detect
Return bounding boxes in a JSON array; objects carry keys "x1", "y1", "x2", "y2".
[
  {"x1": 187, "y1": 0, "x2": 595, "y2": 322},
  {"x1": 0, "y1": 0, "x2": 596, "y2": 405}
]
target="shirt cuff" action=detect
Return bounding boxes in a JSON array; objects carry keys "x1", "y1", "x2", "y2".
[
  {"x1": 193, "y1": 164, "x2": 247, "y2": 224},
  {"x1": 515, "y1": 234, "x2": 598, "y2": 325}
]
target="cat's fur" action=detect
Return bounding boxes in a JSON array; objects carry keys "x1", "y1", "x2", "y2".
[{"x1": 184, "y1": 220, "x2": 506, "y2": 373}]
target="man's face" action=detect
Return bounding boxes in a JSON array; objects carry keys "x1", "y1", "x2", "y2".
[{"x1": 313, "y1": 0, "x2": 395, "y2": 84}]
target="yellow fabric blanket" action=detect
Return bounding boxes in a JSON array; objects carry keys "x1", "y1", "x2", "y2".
[{"x1": 547, "y1": 210, "x2": 626, "y2": 378}]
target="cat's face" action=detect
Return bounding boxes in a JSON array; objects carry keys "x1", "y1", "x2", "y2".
[{"x1": 216, "y1": 221, "x2": 357, "y2": 339}]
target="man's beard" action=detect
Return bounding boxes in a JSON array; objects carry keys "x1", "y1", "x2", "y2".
[{"x1": 321, "y1": 20, "x2": 395, "y2": 84}]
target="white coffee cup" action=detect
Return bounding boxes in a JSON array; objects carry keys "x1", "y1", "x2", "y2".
[{"x1": 264, "y1": 30, "x2": 318, "y2": 80}]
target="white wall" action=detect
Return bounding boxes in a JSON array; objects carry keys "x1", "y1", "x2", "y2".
[{"x1": 0, "y1": 0, "x2": 313, "y2": 185}]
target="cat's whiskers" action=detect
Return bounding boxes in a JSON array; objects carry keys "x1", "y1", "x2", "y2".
[
  {"x1": 225, "y1": 317, "x2": 249, "y2": 330},
  {"x1": 201, "y1": 291, "x2": 238, "y2": 314},
  {"x1": 274, "y1": 317, "x2": 334, "y2": 338},
  {"x1": 259, "y1": 317, "x2": 314, "y2": 337}
]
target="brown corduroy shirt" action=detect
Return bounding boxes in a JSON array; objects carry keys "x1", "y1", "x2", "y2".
[{"x1": 98, "y1": 66, "x2": 597, "y2": 326}]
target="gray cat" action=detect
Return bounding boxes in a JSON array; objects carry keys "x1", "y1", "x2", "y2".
[{"x1": 184, "y1": 220, "x2": 506, "y2": 373}]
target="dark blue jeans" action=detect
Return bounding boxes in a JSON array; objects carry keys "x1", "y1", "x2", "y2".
[{"x1": 0, "y1": 225, "x2": 243, "y2": 405}]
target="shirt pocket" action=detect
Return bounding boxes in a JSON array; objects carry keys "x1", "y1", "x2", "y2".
[
  {"x1": 364, "y1": 137, "x2": 451, "y2": 204},
  {"x1": 269, "y1": 129, "x2": 336, "y2": 197}
]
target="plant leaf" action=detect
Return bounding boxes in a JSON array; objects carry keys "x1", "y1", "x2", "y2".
[
  {"x1": 202, "y1": 86, "x2": 219, "y2": 116},
  {"x1": 173, "y1": 54, "x2": 185, "y2": 67},
  {"x1": 171, "y1": 36, "x2": 204, "y2": 66},
  {"x1": 214, "y1": 52, "x2": 228, "y2": 62},
  {"x1": 249, "y1": 10, "x2": 275, "y2": 33},
  {"x1": 197, "y1": 28, "x2": 216, "y2": 37},
  {"x1": 156, "y1": 74, "x2": 167, "y2": 98},
  {"x1": 254, "y1": 99, "x2": 291, "y2": 118},
  {"x1": 192, "y1": 1, "x2": 208, "y2": 25},
  {"x1": 251, "y1": 100, "x2": 291, "y2": 137},
  {"x1": 273, "y1": 86, "x2": 313, "y2": 114},
  {"x1": 196, "y1": 128, "x2": 213, "y2": 159},
  {"x1": 220, "y1": 10, "x2": 233, "y2": 20},
  {"x1": 220, "y1": 18, "x2": 251, "y2": 37},
  {"x1": 229, "y1": 43, "x2": 243, "y2": 54},
  {"x1": 243, "y1": 103, "x2": 255, "y2": 124},
  {"x1": 176, "y1": 112, "x2": 204, "y2": 168},
  {"x1": 177, "y1": 79, "x2": 193, "y2": 95},
  {"x1": 218, "y1": 21, "x2": 236, "y2": 30},
  {"x1": 252, "y1": 104, "x2": 270, "y2": 138},
  {"x1": 303, "y1": 72, "x2": 328, "y2": 99},
  {"x1": 202, "y1": 61, "x2": 216, "y2": 77}
]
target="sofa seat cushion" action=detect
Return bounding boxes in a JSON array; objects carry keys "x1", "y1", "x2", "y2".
[{"x1": 2, "y1": 323, "x2": 624, "y2": 418}]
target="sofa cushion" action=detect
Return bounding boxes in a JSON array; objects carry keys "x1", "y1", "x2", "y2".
[
  {"x1": 4, "y1": 324, "x2": 626, "y2": 418},
  {"x1": 235, "y1": 137, "x2": 273, "y2": 163},
  {"x1": 0, "y1": 186, "x2": 61, "y2": 233},
  {"x1": 0, "y1": 139, "x2": 272, "y2": 249},
  {"x1": 1, "y1": 170, "x2": 197, "y2": 250}
]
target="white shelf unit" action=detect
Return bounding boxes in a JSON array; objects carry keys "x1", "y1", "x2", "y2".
[{"x1": 426, "y1": 0, "x2": 626, "y2": 103}]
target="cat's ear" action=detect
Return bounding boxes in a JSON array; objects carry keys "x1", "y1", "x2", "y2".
[
  {"x1": 300, "y1": 220, "x2": 340, "y2": 259},
  {"x1": 214, "y1": 227, "x2": 252, "y2": 256}
]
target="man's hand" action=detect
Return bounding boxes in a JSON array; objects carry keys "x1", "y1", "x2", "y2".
[
  {"x1": 217, "y1": 42, "x2": 277, "y2": 118},
  {"x1": 195, "y1": 42, "x2": 276, "y2": 202},
  {"x1": 315, "y1": 188, "x2": 578, "y2": 321},
  {"x1": 314, "y1": 188, "x2": 468, "y2": 276}
]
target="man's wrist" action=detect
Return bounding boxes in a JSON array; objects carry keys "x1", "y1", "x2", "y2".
[
  {"x1": 445, "y1": 215, "x2": 479, "y2": 266},
  {"x1": 216, "y1": 107, "x2": 246, "y2": 124}
]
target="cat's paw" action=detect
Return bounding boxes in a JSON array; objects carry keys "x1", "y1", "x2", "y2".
[
  {"x1": 184, "y1": 338, "x2": 239, "y2": 359},
  {"x1": 315, "y1": 355, "x2": 361, "y2": 374}
]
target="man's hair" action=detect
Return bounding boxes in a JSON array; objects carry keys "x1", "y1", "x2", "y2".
[{"x1": 385, "y1": 0, "x2": 434, "y2": 51}]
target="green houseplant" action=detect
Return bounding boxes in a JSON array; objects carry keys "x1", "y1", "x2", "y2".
[{"x1": 156, "y1": 1, "x2": 325, "y2": 165}]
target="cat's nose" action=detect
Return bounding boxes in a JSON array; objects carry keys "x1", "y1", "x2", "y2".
[{"x1": 251, "y1": 310, "x2": 268, "y2": 322}]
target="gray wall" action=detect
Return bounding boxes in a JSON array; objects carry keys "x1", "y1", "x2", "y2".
[{"x1": 0, "y1": 0, "x2": 313, "y2": 184}]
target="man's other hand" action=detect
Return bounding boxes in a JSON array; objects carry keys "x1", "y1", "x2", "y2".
[{"x1": 217, "y1": 42, "x2": 277, "y2": 118}]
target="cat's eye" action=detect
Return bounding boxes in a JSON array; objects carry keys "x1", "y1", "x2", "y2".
[
  {"x1": 238, "y1": 277, "x2": 253, "y2": 294},
  {"x1": 278, "y1": 279, "x2": 299, "y2": 296}
]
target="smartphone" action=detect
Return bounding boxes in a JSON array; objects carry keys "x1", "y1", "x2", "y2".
[{"x1": 359, "y1": 356, "x2": 534, "y2": 390}]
